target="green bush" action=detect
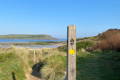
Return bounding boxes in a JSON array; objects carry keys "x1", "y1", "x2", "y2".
[
  {"x1": 77, "y1": 41, "x2": 94, "y2": 50},
  {"x1": 58, "y1": 45, "x2": 67, "y2": 52}
]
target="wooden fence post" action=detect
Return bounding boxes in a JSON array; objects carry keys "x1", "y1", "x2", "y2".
[
  {"x1": 67, "y1": 25, "x2": 76, "y2": 80},
  {"x1": 33, "y1": 50, "x2": 36, "y2": 63},
  {"x1": 11, "y1": 72, "x2": 16, "y2": 80}
]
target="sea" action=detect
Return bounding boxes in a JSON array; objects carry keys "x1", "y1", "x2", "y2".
[{"x1": 0, "y1": 39, "x2": 66, "y2": 49}]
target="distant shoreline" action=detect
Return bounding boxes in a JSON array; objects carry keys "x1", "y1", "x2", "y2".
[
  {"x1": 0, "y1": 34, "x2": 57, "y2": 40},
  {"x1": 0, "y1": 44, "x2": 62, "y2": 49},
  {"x1": 0, "y1": 38, "x2": 66, "y2": 43},
  {"x1": 0, "y1": 39, "x2": 66, "y2": 49},
  {"x1": 0, "y1": 41, "x2": 65, "y2": 45}
]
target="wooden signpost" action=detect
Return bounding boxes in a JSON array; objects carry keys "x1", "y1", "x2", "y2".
[{"x1": 67, "y1": 25, "x2": 76, "y2": 80}]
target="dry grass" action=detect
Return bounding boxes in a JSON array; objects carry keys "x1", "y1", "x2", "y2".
[
  {"x1": 0, "y1": 47, "x2": 66, "y2": 80},
  {"x1": 98, "y1": 33, "x2": 120, "y2": 51}
]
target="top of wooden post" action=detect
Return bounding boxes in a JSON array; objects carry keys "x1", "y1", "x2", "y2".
[{"x1": 67, "y1": 24, "x2": 76, "y2": 27}]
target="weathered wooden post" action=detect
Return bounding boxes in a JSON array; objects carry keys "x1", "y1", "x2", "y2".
[
  {"x1": 11, "y1": 72, "x2": 16, "y2": 80},
  {"x1": 67, "y1": 25, "x2": 76, "y2": 80},
  {"x1": 33, "y1": 50, "x2": 36, "y2": 63}
]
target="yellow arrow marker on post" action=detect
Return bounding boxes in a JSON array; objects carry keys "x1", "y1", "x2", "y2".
[{"x1": 69, "y1": 49, "x2": 75, "y2": 55}]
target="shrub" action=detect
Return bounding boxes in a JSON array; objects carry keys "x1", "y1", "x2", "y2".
[
  {"x1": 77, "y1": 41, "x2": 94, "y2": 50},
  {"x1": 98, "y1": 29, "x2": 120, "y2": 40},
  {"x1": 58, "y1": 45, "x2": 67, "y2": 52},
  {"x1": 98, "y1": 33, "x2": 120, "y2": 51}
]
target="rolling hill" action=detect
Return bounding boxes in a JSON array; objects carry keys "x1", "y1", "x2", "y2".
[{"x1": 0, "y1": 34, "x2": 57, "y2": 40}]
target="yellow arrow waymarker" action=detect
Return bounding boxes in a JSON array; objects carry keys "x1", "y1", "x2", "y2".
[{"x1": 69, "y1": 49, "x2": 75, "y2": 55}]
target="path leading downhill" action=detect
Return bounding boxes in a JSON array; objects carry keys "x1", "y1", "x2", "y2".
[{"x1": 26, "y1": 68, "x2": 42, "y2": 80}]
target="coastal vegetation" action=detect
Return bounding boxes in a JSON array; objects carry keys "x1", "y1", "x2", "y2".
[
  {"x1": 0, "y1": 47, "x2": 66, "y2": 80},
  {"x1": 0, "y1": 41, "x2": 65, "y2": 46},
  {"x1": 0, "y1": 29, "x2": 120, "y2": 80}
]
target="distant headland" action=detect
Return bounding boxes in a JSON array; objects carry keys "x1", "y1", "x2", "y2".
[{"x1": 0, "y1": 34, "x2": 57, "y2": 40}]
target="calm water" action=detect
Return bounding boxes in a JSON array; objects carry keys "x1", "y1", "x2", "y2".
[
  {"x1": 0, "y1": 39, "x2": 65, "y2": 48},
  {"x1": 0, "y1": 39, "x2": 65, "y2": 43}
]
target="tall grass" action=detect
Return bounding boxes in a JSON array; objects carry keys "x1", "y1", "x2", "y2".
[
  {"x1": 0, "y1": 48, "x2": 26, "y2": 80},
  {"x1": 1, "y1": 38, "x2": 120, "y2": 80},
  {"x1": 0, "y1": 47, "x2": 66, "y2": 80}
]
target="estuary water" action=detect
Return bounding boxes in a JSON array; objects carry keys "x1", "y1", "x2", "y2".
[
  {"x1": 0, "y1": 39, "x2": 65, "y2": 48},
  {"x1": 0, "y1": 39, "x2": 65, "y2": 43}
]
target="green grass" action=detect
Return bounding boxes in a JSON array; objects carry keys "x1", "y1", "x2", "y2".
[
  {"x1": 0, "y1": 43, "x2": 120, "y2": 80},
  {"x1": 57, "y1": 40, "x2": 120, "y2": 80},
  {"x1": 0, "y1": 52, "x2": 25, "y2": 80},
  {"x1": 0, "y1": 48, "x2": 66, "y2": 80},
  {"x1": 58, "y1": 40, "x2": 95, "y2": 52},
  {"x1": 77, "y1": 36, "x2": 98, "y2": 41},
  {"x1": 77, "y1": 41, "x2": 95, "y2": 50},
  {"x1": 41, "y1": 55, "x2": 66, "y2": 80},
  {"x1": 77, "y1": 50, "x2": 120, "y2": 80},
  {"x1": 30, "y1": 41, "x2": 63, "y2": 45},
  {"x1": 0, "y1": 41, "x2": 63, "y2": 45}
]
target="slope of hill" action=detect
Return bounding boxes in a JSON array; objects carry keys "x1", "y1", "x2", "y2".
[
  {"x1": 1, "y1": 29, "x2": 120, "y2": 80},
  {"x1": 98, "y1": 29, "x2": 120, "y2": 39},
  {"x1": 0, "y1": 34, "x2": 57, "y2": 40}
]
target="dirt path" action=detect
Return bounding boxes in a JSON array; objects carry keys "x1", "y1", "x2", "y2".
[
  {"x1": 25, "y1": 68, "x2": 42, "y2": 80},
  {"x1": 26, "y1": 73, "x2": 40, "y2": 80}
]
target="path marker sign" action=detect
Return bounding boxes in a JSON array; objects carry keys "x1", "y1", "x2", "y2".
[{"x1": 67, "y1": 25, "x2": 76, "y2": 80}]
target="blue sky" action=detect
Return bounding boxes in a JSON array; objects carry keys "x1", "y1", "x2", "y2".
[{"x1": 0, "y1": 0, "x2": 120, "y2": 39}]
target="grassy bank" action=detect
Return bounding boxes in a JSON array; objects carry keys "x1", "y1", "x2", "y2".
[
  {"x1": 77, "y1": 50, "x2": 120, "y2": 80},
  {"x1": 0, "y1": 48, "x2": 26, "y2": 80},
  {"x1": 58, "y1": 40, "x2": 120, "y2": 80},
  {"x1": 0, "y1": 40, "x2": 120, "y2": 80},
  {"x1": 0, "y1": 41, "x2": 65, "y2": 46},
  {"x1": 0, "y1": 47, "x2": 66, "y2": 80}
]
